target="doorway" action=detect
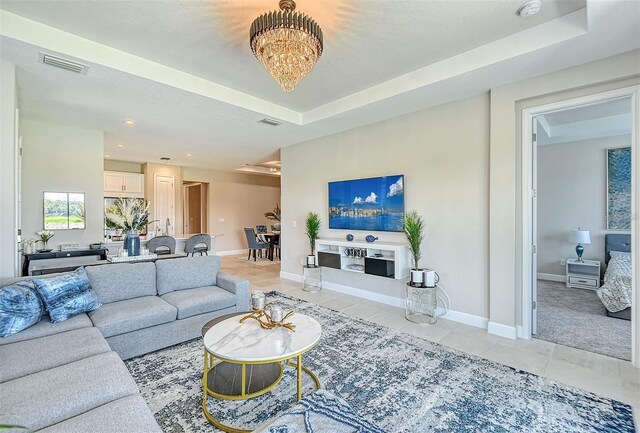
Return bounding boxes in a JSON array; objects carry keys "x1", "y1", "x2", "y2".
[
  {"x1": 183, "y1": 182, "x2": 208, "y2": 234},
  {"x1": 521, "y1": 86, "x2": 639, "y2": 365}
]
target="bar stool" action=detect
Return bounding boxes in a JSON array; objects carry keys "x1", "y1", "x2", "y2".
[
  {"x1": 184, "y1": 234, "x2": 211, "y2": 256},
  {"x1": 146, "y1": 236, "x2": 176, "y2": 255}
]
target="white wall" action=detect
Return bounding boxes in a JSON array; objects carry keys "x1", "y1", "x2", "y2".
[
  {"x1": 182, "y1": 167, "x2": 281, "y2": 253},
  {"x1": 0, "y1": 61, "x2": 17, "y2": 278},
  {"x1": 104, "y1": 159, "x2": 142, "y2": 174},
  {"x1": 537, "y1": 135, "x2": 631, "y2": 277},
  {"x1": 21, "y1": 119, "x2": 104, "y2": 250},
  {"x1": 282, "y1": 94, "x2": 490, "y2": 319}
]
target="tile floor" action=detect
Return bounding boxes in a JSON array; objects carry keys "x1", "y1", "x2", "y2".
[{"x1": 220, "y1": 255, "x2": 640, "y2": 426}]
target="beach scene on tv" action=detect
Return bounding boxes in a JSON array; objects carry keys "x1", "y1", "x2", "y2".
[{"x1": 329, "y1": 175, "x2": 404, "y2": 232}]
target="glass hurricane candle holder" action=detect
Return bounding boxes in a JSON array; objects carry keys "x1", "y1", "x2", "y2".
[{"x1": 251, "y1": 291, "x2": 266, "y2": 310}]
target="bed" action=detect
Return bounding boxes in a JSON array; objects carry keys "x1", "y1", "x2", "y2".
[{"x1": 596, "y1": 234, "x2": 632, "y2": 320}]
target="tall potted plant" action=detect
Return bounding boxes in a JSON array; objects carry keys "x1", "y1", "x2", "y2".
[
  {"x1": 264, "y1": 203, "x2": 281, "y2": 230},
  {"x1": 404, "y1": 210, "x2": 425, "y2": 286},
  {"x1": 305, "y1": 212, "x2": 321, "y2": 267},
  {"x1": 104, "y1": 198, "x2": 151, "y2": 257}
]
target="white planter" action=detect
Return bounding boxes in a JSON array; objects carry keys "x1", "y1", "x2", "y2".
[
  {"x1": 410, "y1": 269, "x2": 424, "y2": 286},
  {"x1": 306, "y1": 255, "x2": 317, "y2": 267}
]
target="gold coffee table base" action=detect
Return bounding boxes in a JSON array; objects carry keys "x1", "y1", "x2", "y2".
[{"x1": 202, "y1": 350, "x2": 321, "y2": 433}]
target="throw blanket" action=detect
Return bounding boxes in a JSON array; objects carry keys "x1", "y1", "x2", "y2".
[
  {"x1": 254, "y1": 389, "x2": 386, "y2": 433},
  {"x1": 597, "y1": 252, "x2": 632, "y2": 312}
]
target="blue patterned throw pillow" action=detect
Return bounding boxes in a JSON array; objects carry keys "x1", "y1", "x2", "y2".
[
  {"x1": 33, "y1": 268, "x2": 101, "y2": 323},
  {"x1": 0, "y1": 280, "x2": 44, "y2": 337}
]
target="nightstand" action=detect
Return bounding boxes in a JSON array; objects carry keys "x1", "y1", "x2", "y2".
[{"x1": 565, "y1": 259, "x2": 601, "y2": 289}]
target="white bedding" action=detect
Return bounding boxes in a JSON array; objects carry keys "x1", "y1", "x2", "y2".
[{"x1": 596, "y1": 252, "x2": 632, "y2": 313}]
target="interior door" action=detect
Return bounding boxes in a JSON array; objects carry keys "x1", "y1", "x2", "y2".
[
  {"x1": 154, "y1": 175, "x2": 175, "y2": 235},
  {"x1": 531, "y1": 117, "x2": 539, "y2": 335}
]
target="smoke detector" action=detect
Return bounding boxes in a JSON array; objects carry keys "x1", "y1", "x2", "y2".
[{"x1": 518, "y1": 0, "x2": 541, "y2": 17}]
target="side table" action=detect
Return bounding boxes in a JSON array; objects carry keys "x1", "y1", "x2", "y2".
[
  {"x1": 405, "y1": 283, "x2": 438, "y2": 325},
  {"x1": 302, "y1": 265, "x2": 322, "y2": 292},
  {"x1": 565, "y1": 258, "x2": 600, "y2": 289}
]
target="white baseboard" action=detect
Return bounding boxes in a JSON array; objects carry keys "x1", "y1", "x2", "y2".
[
  {"x1": 437, "y1": 308, "x2": 488, "y2": 329},
  {"x1": 280, "y1": 271, "x2": 303, "y2": 283},
  {"x1": 216, "y1": 249, "x2": 248, "y2": 256},
  {"x1": 321, "y1": 280, "x2": 406, "y2": 309},
  {"x1": 488, "y1": 321, "x2": 518, "y2": 340},
  {"x1": 279, "y1": 272, "x2": 488, "y2": 330},
  {"x1": 537, "y1": 273, "x2": 565, "y2": 282},
  {"x1": 516, "y1": 325, "x2": 529, "y2": 339}
]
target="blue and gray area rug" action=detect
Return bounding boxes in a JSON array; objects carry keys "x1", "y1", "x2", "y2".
[{"x1": 125, "y1": 292, "x2": 635, "y2": 433}]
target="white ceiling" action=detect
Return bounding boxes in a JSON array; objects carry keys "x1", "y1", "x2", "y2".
[
  {"x1": 537, "y1": 97, "x2": 633, "y2": 146},
  {"x1": 0, "y1": 0, "x2": 639, "y2": 171}
]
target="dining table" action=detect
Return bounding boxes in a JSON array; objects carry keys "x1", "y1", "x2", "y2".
[{"x1": 256, "y1": 232, "x2": 280, "y2": 261}]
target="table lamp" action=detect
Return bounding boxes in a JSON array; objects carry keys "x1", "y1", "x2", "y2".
[{"x1": 568, "y1": 228, "x2": 590, "y2": 262}]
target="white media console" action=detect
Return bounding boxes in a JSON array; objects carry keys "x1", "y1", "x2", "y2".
[{"x1": 315, "y1": 238, "x2": 410, "y2": 280}]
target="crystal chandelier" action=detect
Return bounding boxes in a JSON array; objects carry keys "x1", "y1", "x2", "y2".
[{"x1": 250, "y1": 0, "x2": 323, "y2": 92}]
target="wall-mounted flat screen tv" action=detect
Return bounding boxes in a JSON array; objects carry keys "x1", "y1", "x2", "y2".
[{"x1": 329, "y1": 175, "x2": 404, "y2": 232}]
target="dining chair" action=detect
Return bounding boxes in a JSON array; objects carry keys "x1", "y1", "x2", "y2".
[
  {"x1": 184, "y1": 234, "x2": 211, "y2": 256},
  {"x1": 274, "y1": 233, "x2": 281, "y2": 259},
  {"x1": 146, "y1": 235, "x2": 176, "y2": 255},
  {"x1": 244, "y1": 228, "x2": 268, "y2": 261}
]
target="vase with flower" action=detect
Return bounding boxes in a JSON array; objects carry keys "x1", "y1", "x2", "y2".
[
  {"x1": 104, "y1": 199, "x2": 152, "y2": 257},
  {"x1": 36, "y1": 230, "x2": 54, "y2": 252}
]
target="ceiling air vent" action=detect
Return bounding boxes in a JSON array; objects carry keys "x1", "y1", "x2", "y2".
[
  {"x1": 160, "y1": 157, "x2": 171, "y2": 161},
  {"x1": 258, "y1": 118, "x2": 283, "y2": 126},
  {"x1": 40, "y1": 53, "x2": 88, "y2": 75}
]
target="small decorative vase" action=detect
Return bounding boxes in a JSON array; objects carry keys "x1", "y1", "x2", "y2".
[
  {"x1": 124, "y1": 230, "x2": 141, "y2": 256},
  {"x1": 346, "y1": 234, "x2": 354, "y2": 241},
  {"x1": 365, "y1": 235, "x2": 378, "y2": 243},
  {"x1": 41, "y1": 241, "x2": 48, "y2": 251}
]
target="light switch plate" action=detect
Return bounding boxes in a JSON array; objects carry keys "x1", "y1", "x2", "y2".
[
  {"x1": 219, "y1": 218, "x2": 225, "y2": 223},
  {"x1": 291, "y1": 220, "x2": 297, "y2": 228}
]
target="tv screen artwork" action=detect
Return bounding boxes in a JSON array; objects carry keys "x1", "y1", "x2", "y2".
[{"x1": 329, "y1": 175, "x2": 404, "y2": 232}]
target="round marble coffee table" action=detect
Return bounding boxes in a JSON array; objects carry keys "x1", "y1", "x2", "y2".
[{"x1": 202, "y1": 312, "x2": 322, "y2": 433}]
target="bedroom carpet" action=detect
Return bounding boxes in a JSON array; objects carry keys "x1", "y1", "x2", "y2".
[
  {"x1": 535, "y1": 280, "x2": 631, "y2": 361},
  {"x1": 126, "y1": 291, "x2": 635, "y2": 433}
]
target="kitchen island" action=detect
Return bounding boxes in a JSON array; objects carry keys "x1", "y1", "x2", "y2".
[
  {"x1": 102, "y1": 233, "x2": 219, "y2": 256},
  {"x1": 22, "y1": 234, "x2": 220, "y2": 276}
]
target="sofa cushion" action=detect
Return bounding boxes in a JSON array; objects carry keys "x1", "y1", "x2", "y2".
[
  {"x1": 0, "y1": 312, "x2": 92, "y2": 346},
  {"x1": 0, "y1": 327, "x2": 110, "y2": 383},
  {"x1": 156, "y1": 256, "x2": 221, "y2": 295},
  {"x1": 38, "y1": 395, "x2": 162, "y2": 433},
  {"x1": 88, "y1": 296, "x2": 176, "y2": 338},
  {"x1": 85, "y1": 262, "x2": 156, "y2": 304},
  {"x1": 32, "y1": 268, "x2": 101, "y2": 323},
  {"x1": 0, "y1": 280, "x2": 44, "y2": 337},
  {"x1": 0, "y1": 351, "x2": 139, "y2": 432},
  {"x1": 160, "y1": 285, "x2": 236, "y2": 319}
]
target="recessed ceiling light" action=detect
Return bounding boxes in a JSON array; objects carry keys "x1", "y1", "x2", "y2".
[
  {"x1": 104, "y1": 154, "x2": 110, "y2": 158},
  {"x1": 518, "y1": 0, "x2": 541, "y2": 17},
  {"x1": 117, "y1": 144, "x2": 124, "y2": 148},
  {"x1": 123, "y1": 119, "x2": 135, "y2": 125},
  {"x1": 186, "y1": 154, "x2": 192, "y2": 157}
]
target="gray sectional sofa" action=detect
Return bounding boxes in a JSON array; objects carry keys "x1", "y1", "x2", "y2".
[{"x1": 0, "y1": 255, "x2": 250, "y2": 432}]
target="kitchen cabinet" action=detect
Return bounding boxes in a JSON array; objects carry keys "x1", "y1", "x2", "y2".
[{"x1": 104, "y1": 171, "x2": 144, "y2": 198}]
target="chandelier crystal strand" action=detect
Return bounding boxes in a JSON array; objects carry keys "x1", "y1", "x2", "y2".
[{"x1": 250, "y1": 1, "x2": 323, "y2": 92}]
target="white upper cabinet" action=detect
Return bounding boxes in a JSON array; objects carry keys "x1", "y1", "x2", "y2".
[{"x1": 104, "y1": 171, "x2": 144, "y2": 198}]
